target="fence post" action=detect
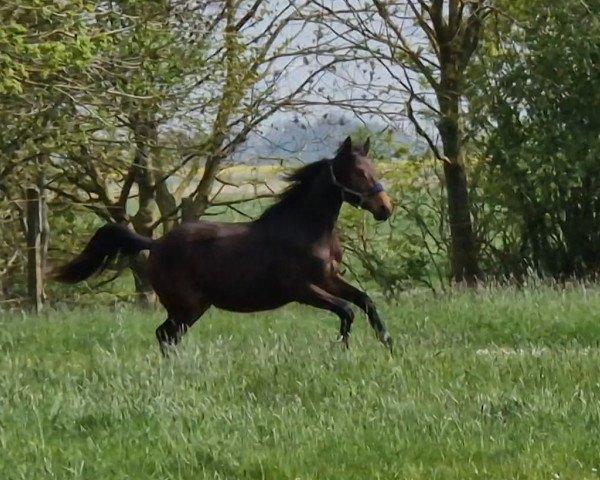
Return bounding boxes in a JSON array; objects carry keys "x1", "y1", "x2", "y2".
[
  {"x1": 39, "y1": 174, "x2": 49, "y2": 302},
  {"x1": 26, "y1": 187, "x2": 43, "y2": 313}
]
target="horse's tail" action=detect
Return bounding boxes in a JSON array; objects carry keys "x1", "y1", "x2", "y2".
[{"x1": 52, "y1": 223, "x2": 153, "y2": 284}]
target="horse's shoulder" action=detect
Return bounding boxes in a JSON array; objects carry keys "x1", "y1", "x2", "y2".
[{"x1": 331, "y1": 233, "x2": 343, "y2": 260}]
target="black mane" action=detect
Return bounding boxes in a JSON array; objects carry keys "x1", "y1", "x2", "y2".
[{"x1": 259, "y1": 159, "x2": 332, "y2": 220}]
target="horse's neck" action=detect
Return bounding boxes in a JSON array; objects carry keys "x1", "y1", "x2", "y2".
[
  {"x1": 296, "y1": 174, "x2": 342, "y2": 234},
  {"x1": 262, "y1": 173, "x2": 342, "y2": 242}
]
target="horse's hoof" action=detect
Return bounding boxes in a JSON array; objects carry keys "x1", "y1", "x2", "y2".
[
  {"x1": 381, "y1": 332, "x2": 393, "y2": 356},
  {"x1": 329, "y1": 335, "x2": 350, "y2": 350}
]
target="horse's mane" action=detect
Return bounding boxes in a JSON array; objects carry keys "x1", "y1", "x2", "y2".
[{"x1": 259, "y1": 159, "x2": 331, "y2": 220}]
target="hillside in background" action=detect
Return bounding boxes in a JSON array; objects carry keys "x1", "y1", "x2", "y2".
[{"x1": 233, "y1": 113, "x2": 427, "y2": 165}]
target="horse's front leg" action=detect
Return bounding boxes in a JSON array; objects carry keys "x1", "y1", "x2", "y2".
[
  {"x1": 298, "y1": 284, "x2": 355, "y2": 348},
  {"x1": 325, "y1": 276, "x2": 393, "y2": 354}
]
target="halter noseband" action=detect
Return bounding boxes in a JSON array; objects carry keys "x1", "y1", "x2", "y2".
[{"x1": 329, "y1": 163, "x2": 385, "y2": 203}]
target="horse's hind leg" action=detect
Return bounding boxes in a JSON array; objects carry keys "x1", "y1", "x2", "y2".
[
  {"x1": 155, "y1": 317, "x2": 181, "y2": 357},
  {"x1": 155, "y1": 303, "x2": 210, "y2": 357}
]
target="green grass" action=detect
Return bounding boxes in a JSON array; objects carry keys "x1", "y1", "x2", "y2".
[{"x1": 2, "y1": 286, "x2": 600, "y2": 479}]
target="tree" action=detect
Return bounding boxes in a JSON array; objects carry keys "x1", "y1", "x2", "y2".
[
  {"x1": 467, "y1": 0, "x2": 600, "y2": 278},
  {"x1": 43, "y1": 0, "x2": 331, "y2": 302},
  {"x1": 304, "y1": 0, "x2": 493, "y2": 284},
  {"x1": 0, "y1": 0, "x2": 105, "y2": 303},
  {"x1": 0, "y1": 0, "x2": 102, "y2": 196}
]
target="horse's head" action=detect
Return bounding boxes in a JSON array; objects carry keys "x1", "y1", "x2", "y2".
[{"x1": 331, "y1": 136, "x2": 393, "y2": 221}]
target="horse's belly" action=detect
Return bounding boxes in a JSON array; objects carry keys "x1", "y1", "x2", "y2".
[
  {"x1": 196, "y1": 279, "x2": 290, "y2": 312},
  {"x1": 196, "y1": 261, "x2": 295, "y2": 312},
  {"x1": 211, "y1": 298, "x2": 289, "y2": 313}
]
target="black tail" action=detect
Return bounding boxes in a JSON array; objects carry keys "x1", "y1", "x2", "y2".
[{"x1": 53, "y1": 223, "x2": 153, "y2": 284}]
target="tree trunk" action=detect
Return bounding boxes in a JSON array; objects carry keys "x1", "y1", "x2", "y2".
[
  {"x1": 130, "y1": 253, "x2": 155, "y2": 307},
  {"x1": 155, "y1": 181, "x2": 178, "y2": 234},
  {"x1": 187, "y1": 0, "x2": 240, "y2": 221},
  {"x1": 181, "y1": 197, "x2": 195, "y2": 223},
  {"x1": 437, "y1": 71, "x2": 480, "y2": 285},
  {"x1": 442, "y1": 162, "x2": 480, "y2": 284},
  {"x1": 130, "y1": 117, "x2": 158, "y2": 307},
  {"x1": 129, "y1": 212, "x2": 155, "y2": 307},
  {"x1": 190, "y1": 152, "x2": 222, "y2": 219}
]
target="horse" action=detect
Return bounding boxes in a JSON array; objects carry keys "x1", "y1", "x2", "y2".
[{"x1": 53, "y1": 136, "x2": 394, "y2": 355}]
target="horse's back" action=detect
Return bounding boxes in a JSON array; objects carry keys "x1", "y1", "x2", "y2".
[{"x1": 161, "y1": 220, "x2": 249, "y2": 242}]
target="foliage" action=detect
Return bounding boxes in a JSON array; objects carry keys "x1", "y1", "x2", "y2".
[
  {"x1": 339, "y1": 131, "x2": 449, "y2": 297},
  {"x1": 0, "y1": 0, "x2": 102, "y2": 194},
  {"x1": 0, "y1": 0, "x2": 331, "y2": 303},
  {"x1": 2, "y1": 287, "x2": 600, "y2": 478},
  {"x1": 303, "y1": 0, "x2": 492, "y2": 284},
  {"x1": 467, "y1": 0, "x2": 600, "y2": 279},
  {"x1": 5, "y1": 0, "x2": 600, "y2": 304}
]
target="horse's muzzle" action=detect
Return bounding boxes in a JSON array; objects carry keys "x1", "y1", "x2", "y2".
[
  {"x1": 370, "y1": 192, "x2": 393, "y2": 221},
  {"x1": 373, "y1": 204, "x2": 392, "y2": 221}
]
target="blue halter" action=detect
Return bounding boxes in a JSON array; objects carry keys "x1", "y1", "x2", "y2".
[
  {"x1": 329, "y1": 163, "x2": 385, "y2": 203},
  {"x1": 366, "y1": 182, "x2": 385, "y2": 196}
]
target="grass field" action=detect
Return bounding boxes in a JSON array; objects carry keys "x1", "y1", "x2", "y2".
[{"x1": 2, "y1": 286, "x2": 600, "y2": 479}]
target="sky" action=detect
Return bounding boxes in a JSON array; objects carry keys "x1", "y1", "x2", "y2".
[{"x1": 206, "y1": 0, "x2": 435, "y2": 163}]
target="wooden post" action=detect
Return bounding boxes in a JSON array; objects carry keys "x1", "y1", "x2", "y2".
[
  {"x1": 26, "y1": 187, "x2": 43, "y2": 313},
  {"x1": 39, "y1": 174, "x2": 49, "y2": 302}
]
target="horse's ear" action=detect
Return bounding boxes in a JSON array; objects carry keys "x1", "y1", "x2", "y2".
[
  {"x1": 335, "y1": 136, "x2": 352, "y2": 163},
  {"x1": 341, "y1": 136, "x2": 352, "y2": 154},
  {"x1": 334, "y1": 136, "x2": 354, "y2": 169},
  {"x1": 363, "y1": 137, "x2": 371, "y2": 154}
]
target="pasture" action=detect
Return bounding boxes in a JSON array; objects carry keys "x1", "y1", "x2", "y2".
[{"x1": 1, "y1": 286, "x2": 600, "y2": 479}]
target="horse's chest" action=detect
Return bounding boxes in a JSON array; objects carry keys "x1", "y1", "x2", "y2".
[{"x1": 310, "y1": 243, "x2": 341, "y2": 277}]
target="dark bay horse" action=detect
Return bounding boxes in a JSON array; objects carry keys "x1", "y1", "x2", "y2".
[{"x1": 54, "y1": 136, "x2": 394, "y2": 355}]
